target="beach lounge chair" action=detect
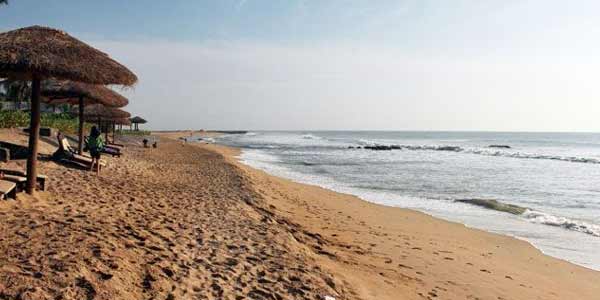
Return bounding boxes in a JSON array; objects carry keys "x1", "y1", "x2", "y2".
[
  {"x1": 0, "y1": 179, "x2": 17, "y2": 200},
  {"x1": 101, "y1": 145, "x2": 121, "y2": 157},
  {"x1": 0, "y1": 169, "x2": 47, "y2": 191},
  {"x1": 108, "y1": 141, "x2": 125, "y2": 148},
  {"x1": 55, "y1": 135, "x2": 106, "y2": 169},
  {"x1": 84, "y1": 136, "x2": 122, "y2": 157}
]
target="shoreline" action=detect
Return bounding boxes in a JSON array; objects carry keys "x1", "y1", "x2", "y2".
[
  {"x1": 0, "y1": 129, "x2": 598, "y2": 299},
  {"x1": 213, "y1": 132, "x2": 600, "y2": 271},
  {"x1": 195, "y1": 140, "x2": 600, "y2": 300}
]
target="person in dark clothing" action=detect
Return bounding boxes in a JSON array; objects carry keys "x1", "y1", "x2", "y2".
[{"x1": 88, "y1": 126, "x2": 104, "y2": 175}]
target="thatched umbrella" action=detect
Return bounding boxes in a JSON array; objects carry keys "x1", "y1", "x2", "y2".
[
  {"x1": 0, "y1": 25, "x2": 137, "y2": 193},
  {"x1": 114, "y1": 118, "x2": 131, "y2": 126},
  {"x1": 42, "y1": 80, "x2": 128, "y2": 154},
  {"x1": 130, "y1": 116, "x2": 147, "y2": 131},
  {"x1": 81, "y1": 104, "x2": 131, "y2": 120},
  {"x1": 113, "y1": 117, "x2": 131, "y2": 131},
  {"x1": 103, "y1": 117, "x2": 131, "y2": 141},
  {"x1": 78, "y1": 105, "x2": 131, "y2": 141}
]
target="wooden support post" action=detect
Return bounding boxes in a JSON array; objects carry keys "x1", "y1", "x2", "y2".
[
  {"x1": 26, "y1": 75, "x2": 41, "y2": 194},
  {"x1": 78, "y1": 96, "x2": 84, "y2": 154},
  {"x1": 103, "y1": 119, "x2": 108, "y2": 141}
]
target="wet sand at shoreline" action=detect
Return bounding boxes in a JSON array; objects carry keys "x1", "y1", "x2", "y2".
[
  {"x1": 0, "y1": 129, "x2": 598, "y2": 299},
  {"x1": 203, "y1": 142, "x2": 600, "y2": 300}
]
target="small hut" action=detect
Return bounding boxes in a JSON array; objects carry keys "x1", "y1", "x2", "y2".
[
  {"x1": 0, "y1": 25, "x2": 137, "y2": 193},
  {"x1": 42, "y1": 79, "x2": 128, "y2": 154},
  {"x1": 130, "y1": 116, "x2": 147, "y2": 131}
]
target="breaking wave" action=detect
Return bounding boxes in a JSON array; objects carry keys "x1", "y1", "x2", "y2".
[
  {"x1": 523, "y1": 210, "x2": 600, "y2": 237},
  {"x1": 302, "y1": 134, "x2": 322, "y2": 140},
  {"x1": 456, "y1": 198, "x2": 600, "y2": 237},
  {"x1": 353, "y1": 141, "x2": 600, "y2": 164},
  {"x1": 465, "y1": 148, "x2": 600, "y2": 164}
]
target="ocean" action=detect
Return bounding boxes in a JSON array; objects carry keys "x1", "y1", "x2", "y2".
[{"x1": 211, "y1": 131, "x2": 600, "y2": 271}]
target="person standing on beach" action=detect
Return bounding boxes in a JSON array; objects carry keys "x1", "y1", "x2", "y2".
[{"x1": 88, "y1": 126, "x2": 104, "y2": 175}]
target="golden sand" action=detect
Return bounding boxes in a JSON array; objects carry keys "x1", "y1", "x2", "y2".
[{"x1": 0, "y1": 129, "x2": 598, "y2": 299}]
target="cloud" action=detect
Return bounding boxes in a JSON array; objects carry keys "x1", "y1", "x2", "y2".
[{"x1": 88, "y1": 37, "x2": 600, "y2": 132}]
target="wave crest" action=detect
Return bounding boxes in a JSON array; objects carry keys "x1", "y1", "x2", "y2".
[
  {"x1": 302, "y1": 134, "x2": 322, "y2": 140},
  {"x1": 355, "y1": 142, "x2": 600, "y2": 164},
  {"x1": 456, "y1": 198, "x2": 600, "y2": 237},
  {"x1": 523, "y1": 210, "x2": 600, "y2": 237}
]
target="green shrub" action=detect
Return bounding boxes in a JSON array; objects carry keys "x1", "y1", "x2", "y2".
[
  {"x1": 0, "y1": 110, "x2": 29, "y2": 128},
  {"x1": 0, "y1": 110, "x2": 93, "y2": 135}
]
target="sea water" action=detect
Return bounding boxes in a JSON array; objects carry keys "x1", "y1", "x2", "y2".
[{"x1": 213, "y1": 131, "x2": 600, "y2": 270}]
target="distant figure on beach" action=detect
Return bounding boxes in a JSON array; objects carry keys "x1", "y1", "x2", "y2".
[
  {"x1": 88, "y1": 126, "x2": 104, "y2": 175},
  {"x1": 143, "y1": 138, "x2": 149, "y2": 148},
  {"x1": 152, "y1": 141, "x2": 158, "y2": 148}
]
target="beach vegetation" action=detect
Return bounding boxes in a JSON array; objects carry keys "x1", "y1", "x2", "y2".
[{"x1": 0, "y1": 110, "x2": 92, "y2": 135}]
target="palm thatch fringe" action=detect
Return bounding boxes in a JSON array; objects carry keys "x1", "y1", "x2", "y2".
[{"x1": 0, "y1": 26, "x2": 137, "y2": 85}]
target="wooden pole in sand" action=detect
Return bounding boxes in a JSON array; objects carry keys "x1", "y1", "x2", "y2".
[
  {"x1": 26, "y1": 75, "x2": 41, "y2": 194},
  {"x1": 104, "y1": 120, "x2": 109, "y2": 141},
  {"x1": 78, "y1": 96, "x2": 85, "y2": 154}
]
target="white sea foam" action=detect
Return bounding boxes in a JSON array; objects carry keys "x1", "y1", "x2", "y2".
[
  {"x1": 302, "y1": 134, "x2": 321, "y2": 140},
  {"x1": 221, "y1": 131, "x2": 600, "y2": 270},
  {"x1": 353, "y1": 142, "x2": 600, "y2": 164},
  {"x1": 523, "y1": 210, "x2": 600, "y2": 237}
]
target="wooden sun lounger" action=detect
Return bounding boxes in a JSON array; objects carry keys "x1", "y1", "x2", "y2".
[
  {"x1": 84, "y1": 137, "x2": 122, "y2": 157},
  {"x1": 102, "y1": 146, "x2": 121, "y2": 157},
  {"x1": 58, "y1": 137, "x2": 107, "y2": 168},
  {"x1": 108, "y1": 142, "x2": 124, "y2": 148},
  {"x1": 0, "y1": 180, "x2": 17, "y2": 200},
  {"x1": 0, "y1": 169, "x2": 48, "y2": 191}
]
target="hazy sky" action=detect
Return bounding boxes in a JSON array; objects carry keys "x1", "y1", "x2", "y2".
[{"x1": 2, "y1": 1, "x2": 600, "y2": 131}]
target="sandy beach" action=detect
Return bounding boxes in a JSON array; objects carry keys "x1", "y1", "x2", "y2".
[{"x1": 0, "y1": 130, "x2": 599, "y2": 300}]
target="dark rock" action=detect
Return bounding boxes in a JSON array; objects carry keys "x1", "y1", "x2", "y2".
[
  {"x1": 365, "y1": 145, "x2": 393, "y2": 151},
  {"x1": 436, "y1": 146, "x2": 462, "y2": 151},
  {"x1": 489, "y1": 144, "x2": 511, "y2": 149}
]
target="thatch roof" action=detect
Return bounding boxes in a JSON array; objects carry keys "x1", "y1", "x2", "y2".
[
  {"x1": 76, "y1": 104, "x2": 131, "y2": 119},
  {"x1": 0, "y1": 26, "x2": 137, "y2": 85},
  {"x1": 113, "y1": 118, "x2": 131, "y2": 125},
  {"x1": 130, "y1": 116, "x2": 147, "y2": 124},
  {"x1": 41, "y1": 80, "x2": 128, "y2": 107}
]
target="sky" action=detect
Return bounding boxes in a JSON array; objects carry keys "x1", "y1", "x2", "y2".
[{"x1": 1, "y1": 0, "x2": 600, "y2": 131}]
